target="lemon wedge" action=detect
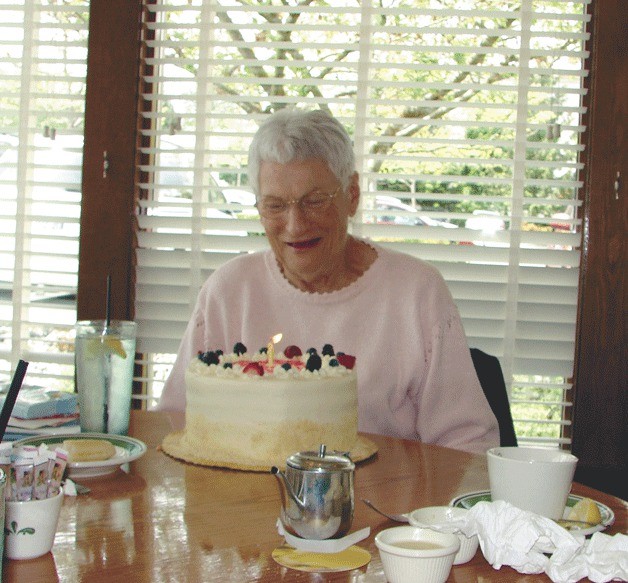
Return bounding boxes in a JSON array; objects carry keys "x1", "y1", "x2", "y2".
[
  {"x1": 567, "y1": 497, "x2": 602, "y2": 525},
  {"x1": 86, "y1": 336, "x2": 128, "y2": 359}
]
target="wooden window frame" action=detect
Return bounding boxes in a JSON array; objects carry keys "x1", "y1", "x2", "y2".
[{"x1": 77, "y1": 0, "x2": 626, "y2": 492}]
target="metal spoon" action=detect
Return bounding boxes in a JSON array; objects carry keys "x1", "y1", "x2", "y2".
[
  {"x1": 362, "y1": 498, "x2": 598, "y2": 530},
  {"x1": 362, "y1": 498, "x2": 409, "y2": 522},
  {"x1": 73, "y1": 482, "x2": 91, "y2": 495}
]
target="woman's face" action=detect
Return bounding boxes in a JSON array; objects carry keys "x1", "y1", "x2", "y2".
[{"x1": 258, "y1": 158, "x2": 359, "y2": 292}]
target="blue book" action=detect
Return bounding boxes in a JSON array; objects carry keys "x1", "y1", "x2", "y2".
[
  {"x1": 1, "y1": 423, "x2": 81, "y2": 442},
  {"x1": 0, "y1": 385, "x2": 78, "y2": 420}
]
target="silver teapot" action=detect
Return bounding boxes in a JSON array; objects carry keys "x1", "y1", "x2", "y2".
[{"x1": 271, "y1": 444, "x2": 355, "y2": 540}]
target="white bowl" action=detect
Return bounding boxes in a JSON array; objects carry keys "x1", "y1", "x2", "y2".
[
  {"x1": 407, "y1": 506, "x2": 479, "y2": 564},
  {"x1": 374, "y1": 526, "x2": 460, "y2": 583},
  {"x1": 487, "y1": 446, "x2": 578, "y2": 520}
]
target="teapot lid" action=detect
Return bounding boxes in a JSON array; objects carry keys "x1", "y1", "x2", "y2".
[{"x1": 286, "y1": 444, "x2": 355, "y2": 472}]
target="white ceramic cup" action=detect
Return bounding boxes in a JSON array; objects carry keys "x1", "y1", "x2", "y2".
[
  {"x1": 4, "y1": 488, "x2": 64, "y2": 560},
  {"x1": 487, "y1": 446, "x2": 578, "y2": 520},
  {"x1": 374, "y1": 525, "x2": 460, "y2": 583},
  {"x1": 407, "y1": 506, "x2": 479, "y2": 565}
]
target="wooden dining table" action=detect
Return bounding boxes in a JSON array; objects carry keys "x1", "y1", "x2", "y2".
[{"x1": 3, "y1": 410, "x2": 626, "y2": 582}]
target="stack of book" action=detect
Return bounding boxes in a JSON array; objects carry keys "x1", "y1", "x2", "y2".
[{"x1": 0, "y1": 385, "x2": 80, "y2": 441}]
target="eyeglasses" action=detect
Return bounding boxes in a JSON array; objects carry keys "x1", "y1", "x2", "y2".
[{"x1": 256, "y1": 186, "x2": 342, "y2": 219}]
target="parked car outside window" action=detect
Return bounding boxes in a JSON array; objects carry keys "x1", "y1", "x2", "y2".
[{"x1": 371, "y1": 195, "x2": 459, "y2": 229}]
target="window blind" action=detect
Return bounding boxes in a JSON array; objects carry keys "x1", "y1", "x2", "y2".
[
  {"x1": 136, "y1": 0, "x2": 590, "y2": 445},
  {"x1": 0, "y1": 0, "x2": 88, "y2": 390}
]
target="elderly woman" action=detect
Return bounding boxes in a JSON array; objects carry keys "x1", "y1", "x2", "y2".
[{"x1": 158, "y1": 109, "x2": 499, "y2": 454}]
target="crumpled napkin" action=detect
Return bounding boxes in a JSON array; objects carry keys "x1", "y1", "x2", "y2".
[
  {"x1": 546, "y1": 531, "x2": 628, "y2": 583},
  {"x1": 462, "y1": 500, "x2": 582, "y2": 573},
  {"x1": 435, "y1": 500, "x2": 627, "y2": 582}
]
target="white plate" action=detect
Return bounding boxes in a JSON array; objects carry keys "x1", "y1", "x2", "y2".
[
  {"x1": 450, "y1": 490, "x2": 615, "y2": 537},
  {"x1": 13, "y1": 433, "x2": 147, "y2": 479}
]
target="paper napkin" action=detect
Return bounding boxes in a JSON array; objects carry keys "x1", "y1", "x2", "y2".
[
  {"x1": 429, "y1": 500, "x2": 627, "y2": 582},
  {"x1": 276, "y1": 519, "x2": 370, "y2": 554},
  {"x1": 546, "y1": 531, "x2": 628, "y2": 583},
  {"x1": 461, "y1": 501, "x2": 582, "y2": 573}
]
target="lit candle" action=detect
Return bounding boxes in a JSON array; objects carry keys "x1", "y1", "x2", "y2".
[{"x1": 267, "y1": 333, "x2": 283, "y2": 367}]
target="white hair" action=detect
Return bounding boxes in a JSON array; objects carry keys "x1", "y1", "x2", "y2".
[{"x1": 247, "y1": 109, "x2": 355, "y2": 195}]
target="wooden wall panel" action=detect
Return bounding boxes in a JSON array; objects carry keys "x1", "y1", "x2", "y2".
[
  {"x1": 77, "y1": 0, "x2": 142, "y2": 321},
  {"x1": 572, "y1": 0, "x2": 627, "y2": 499}
]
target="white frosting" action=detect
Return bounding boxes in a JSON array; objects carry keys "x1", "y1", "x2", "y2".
[
  {"x1": 187, "y1": 351, "x2": 354, "y2": 379},
  {"x1": 180, "y1": 349, "x2": 358, "y2": 468}
]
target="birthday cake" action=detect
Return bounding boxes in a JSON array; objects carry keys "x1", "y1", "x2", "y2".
[{"x1": 161, "y1": 342, "x2": 376, "y2": 471}]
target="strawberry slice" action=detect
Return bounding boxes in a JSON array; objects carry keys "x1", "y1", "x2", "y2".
[
  {"x1": 337, "y1": 353, "x2": 356, "y2": 370},
  {"x1": 284, "y1": 345, "x2": 302, "y2": 358},
  {"x1": 243, "y1": 362, "x2": 264, "y2": 376}
]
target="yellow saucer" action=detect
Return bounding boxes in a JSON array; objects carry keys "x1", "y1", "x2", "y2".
[{"x1": 272, "y1": 544, "x2": 371, "y2": 573}]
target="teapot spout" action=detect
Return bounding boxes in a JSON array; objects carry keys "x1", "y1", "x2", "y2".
[{"x1": 270, "y1": 466, "x2": 305, "y2": 512}]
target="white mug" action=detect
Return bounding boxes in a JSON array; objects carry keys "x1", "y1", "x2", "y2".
[{"x1": 487, "y1": 447, "x2": 577, "y2": 520}]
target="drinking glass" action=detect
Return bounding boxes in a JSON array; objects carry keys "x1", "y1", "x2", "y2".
[{"x1": 74, "y1": 320, "x2": 136, "y2": 435}]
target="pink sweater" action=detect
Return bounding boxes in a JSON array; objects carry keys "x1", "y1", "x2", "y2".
[{"x1": 158, "y1": 243, "x2": 499, "y2": 454}]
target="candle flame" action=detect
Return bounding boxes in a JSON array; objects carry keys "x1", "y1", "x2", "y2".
[{"x1": 271, "y1": 333, "x2": 283, "y2": 344}]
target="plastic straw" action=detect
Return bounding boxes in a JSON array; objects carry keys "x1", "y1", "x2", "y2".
[
  {"x1": 104, "y1": 274, "x2": 112, "y2": 431},
  {"x1": 105, "y1": 274, "x2": 112, "y2": 328},
  {"x1": 0, "y1": 360, "x2": 29, "y2": 442}
]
